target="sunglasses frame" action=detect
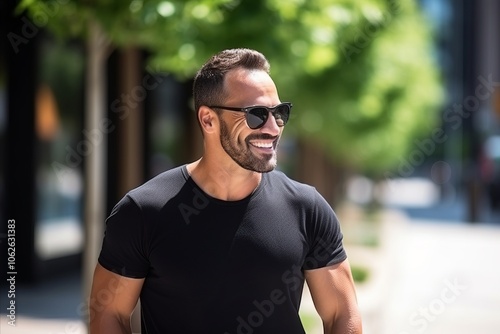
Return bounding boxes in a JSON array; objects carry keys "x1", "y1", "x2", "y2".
[{"x1": 209, "y1": 102, "x2": 292, "y2": 129}]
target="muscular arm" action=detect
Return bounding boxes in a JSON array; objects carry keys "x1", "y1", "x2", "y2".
[
  {"x1": 305, "y1": 259, "x2": 362, "y2": 334},
  {"x1": 89, "y1": 264, "x2": 145, "y2": 334}
]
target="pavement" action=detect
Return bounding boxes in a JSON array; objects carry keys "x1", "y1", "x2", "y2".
[
  {"x1": 0, "y1": 269, "x2": 86, "y2": 334},
  {"x1": 1, "y1": 208, "x2": 500, "y2": 334},
  {"x1": 355, "y1": 216, "x2": 500, "y2": 334}
]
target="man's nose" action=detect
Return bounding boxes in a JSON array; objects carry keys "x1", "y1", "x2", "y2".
[{"x1": 259, "y1": 111, "x2": 281, "y2": 136}]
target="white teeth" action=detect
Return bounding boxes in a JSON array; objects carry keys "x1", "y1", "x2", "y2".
[{"x1": 252, "y1": 142, "x2": 273, "y2": 148}]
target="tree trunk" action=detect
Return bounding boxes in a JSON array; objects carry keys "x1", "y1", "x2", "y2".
[
  {"x1": 117, "y1": 46, "x2": 145, "y2": 333},
  {"x1": 295, "y1": 139, "x2": 345, "y2": 206},
  {"x1": 117, "y1": 47, "x2": 145, "y2": 197},
  {"x1": 82, "y1": 19, "x2": 110, "y2": 322}
]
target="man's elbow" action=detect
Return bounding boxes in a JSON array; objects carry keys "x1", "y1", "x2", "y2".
[
  {"x1": 346, "y1": 312, "x2": 363, "y2": 333},
  {"x1": 324, "y1": 310, "x2": 363, "y2": 334},
  {"x1": 89, "y1": 311, "x2": 132, "y2": 334}
]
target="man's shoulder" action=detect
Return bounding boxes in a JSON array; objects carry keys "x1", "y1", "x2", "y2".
[
  {"x1": 267, "y1": 169, "x2": 317, "y2": 197},
  {"x1": 126, "y1": 165, "x2": 187, "y2": 207}
]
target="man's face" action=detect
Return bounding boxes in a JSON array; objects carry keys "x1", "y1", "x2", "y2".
[{"x1": 217, "y1": 69, "x2": 284, "y2": 173}]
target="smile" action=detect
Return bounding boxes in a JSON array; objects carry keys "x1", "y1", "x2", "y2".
[{"x1": 249, "y1": 141, "x2": 274, "y2": 149}]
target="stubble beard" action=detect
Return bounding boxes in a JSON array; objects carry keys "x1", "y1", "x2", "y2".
[{"x1": 219, "y1": 117, "x2": 279, "y2": 173}]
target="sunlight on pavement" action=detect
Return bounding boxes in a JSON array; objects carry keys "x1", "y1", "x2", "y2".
[
  {"x1": 0, "y1": 316, "x2": 86, "y2": 334},
  {"x1": 358, "y1": 219, "x2": 500, "y2": 334}
]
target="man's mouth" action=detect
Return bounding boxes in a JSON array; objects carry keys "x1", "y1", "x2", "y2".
[
  {"x1": 250, "y1": 141, "x2": 273, "y2": 149},
  {"x1": 248, "y1": 139, "x2": 276, "y2": 153}
]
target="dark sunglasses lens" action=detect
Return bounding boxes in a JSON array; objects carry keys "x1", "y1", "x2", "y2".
[
  {"x1": 245, "y1": 104, "x2": 291, "y2": 129},
  {"x1": 274, "y1": 104, "x2": 290, "y2": 126},
  {"x1": 246, "y1": 108, "x2": 268, "y2": 129}
]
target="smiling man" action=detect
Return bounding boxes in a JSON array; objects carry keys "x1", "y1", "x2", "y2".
[{"x1": 89, "y1": 48, "x2": 362, "y2": 334}]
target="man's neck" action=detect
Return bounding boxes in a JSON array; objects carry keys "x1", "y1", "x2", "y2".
[{"x1": 186, "y1": 158, "x2": 262, "y2": 201}]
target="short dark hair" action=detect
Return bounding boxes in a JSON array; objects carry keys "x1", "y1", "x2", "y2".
[{"x1": 192, "y1": 48, "x2": 270, "y2": 114}]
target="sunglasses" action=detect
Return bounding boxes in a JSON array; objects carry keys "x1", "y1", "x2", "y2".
[{"x1": 209, "y1": 102, "x2": 292, "y2": 129}]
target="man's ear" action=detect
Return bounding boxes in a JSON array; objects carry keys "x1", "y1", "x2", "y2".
[{"x1": 198, "y1": 106, "x2": 218, "y2": 134}]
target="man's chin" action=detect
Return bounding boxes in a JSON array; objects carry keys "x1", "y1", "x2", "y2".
[
  {"x1": 259, "y1": 166, "x2": 276, "y2": 173},
  {"x1": 250, "y1": 159, "x2": 277, "y2": 173},
  {"x1": 237, "y1": 158, "x2": 277, "y2": 173}
]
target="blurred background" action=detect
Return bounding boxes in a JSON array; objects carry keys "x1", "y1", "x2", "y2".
[{"x1": 0, "y1": 0, "x2": 499, "y2": 333}]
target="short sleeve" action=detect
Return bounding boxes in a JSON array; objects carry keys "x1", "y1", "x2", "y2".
[
  {"x1": 303, "y1": 191, "x2": 347, "y2": 270},
  {"x1": 98, "y1": 195, "x2": 150, "y2": 278}
]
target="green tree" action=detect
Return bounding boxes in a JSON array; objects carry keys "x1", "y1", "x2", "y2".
[
  {"x1": 19, "y1": 0, "x2": 443, "y2": 174},
  {"x1": 148, "y1": 0, "x2": 443, "y2": 175}
]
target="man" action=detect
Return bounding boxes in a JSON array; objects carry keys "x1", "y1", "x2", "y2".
[{"x1": 90, "y1": 48, "x2": 362, "y2": 333}]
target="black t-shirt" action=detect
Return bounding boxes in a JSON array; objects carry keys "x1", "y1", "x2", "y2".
[{"x1": 98, "y1": 165, "x2": 346, "y2": 334}]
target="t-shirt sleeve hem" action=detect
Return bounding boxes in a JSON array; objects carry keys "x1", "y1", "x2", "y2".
[
  {"x1": 324, "y1": 252, "x2": 348, "y2": 267},
  {"x1": 98, "y1": 257, "x2": 148, "y2": 279},
  {"x1": 303, "y1": 251, "x2": 348, "y2": 271}
]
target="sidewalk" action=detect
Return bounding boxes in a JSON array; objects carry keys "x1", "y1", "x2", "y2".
[
  {"x1": 0, "y1": 269, "x2": 86, "y2": 334},
  {"x1": 378, "y1": 219, "x2": 500, "y2": 334},
  {"x1": 351, "y1": 215, "x2": 500, "y2": 334},
  {"x1": 0, "y1": 317, "x2": 86, "y2": 334}
]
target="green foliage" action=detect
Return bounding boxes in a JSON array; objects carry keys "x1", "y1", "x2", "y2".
[
  {"x1": 19, "y1": 0, "x2": 444, "y2": 174},
  {"x1": 285, "y1": 0, "x2": 444, "y2": 173},
  {"x1": 351, "y1": 264, "x2": 370, "y2": 283},
  {"x1": 299, "y1": 312, "x2": 321, "y2": 333}
]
